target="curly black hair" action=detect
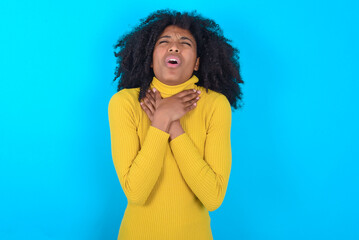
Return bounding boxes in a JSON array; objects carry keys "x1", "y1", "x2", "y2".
[{"x1": 113, "y1": 9, "x2": 244, "y2": 109}]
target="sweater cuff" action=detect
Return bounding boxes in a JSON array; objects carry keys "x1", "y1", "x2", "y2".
[
  {"x1": 169, "y1": 133, "x2": 202, "y2": 164},
  {"x1": 138, "y1": 125, "x2": 170, "y2": 165},
  {"x1": 146, "y1": 125, "x2": 170, "y2": 143},
  {"x1": 169, "y1": 131, "x2": 186, "y2": 145}
]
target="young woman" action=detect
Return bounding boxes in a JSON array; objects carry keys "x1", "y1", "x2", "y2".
[{"x1": 108, "y1": 9, "x2": 244, "y2": 240}]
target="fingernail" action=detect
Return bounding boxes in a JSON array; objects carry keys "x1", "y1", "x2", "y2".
[
  {"x1": 153, "y1": 88, "x2": 156, "y2": 92},
  {"x1": 140, "y1": 102, "x2": 143, "y2": 105},
  {"x1": 197, "y1": 90, "x2": 201, "y2": 94},
  {"x1": 193, "y1": 89, "x2": 196, "y2": 92},
  {"x1": 196, "y1": 97, "x2": 199, "y2": 100}
]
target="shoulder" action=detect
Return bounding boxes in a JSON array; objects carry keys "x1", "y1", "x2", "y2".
[
  {"x1": 197, "y1": 87, "x2": 232, "y2": 131},
  {"x1": 108, "y1": 88, "x2": 140, "y2": 108},
  {"x1": 197, "y1": 86, "x2": 231, "y2": 110},
  {"x1": 108, "y1": 88, "x2": 140, "y2": 113}
]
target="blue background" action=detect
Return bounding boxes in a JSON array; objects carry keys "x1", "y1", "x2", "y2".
[{"x1": 1, "y1": 0, "x2": 358, "y2": 239}]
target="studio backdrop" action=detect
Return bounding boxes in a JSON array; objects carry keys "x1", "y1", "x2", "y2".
[{"x1": 0, "y1": 0, "x2": 358, "y2": 239}]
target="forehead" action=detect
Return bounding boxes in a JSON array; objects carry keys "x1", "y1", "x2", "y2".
[{"x1": 158, "y1": 25, "x2": 196, "y2": 41}]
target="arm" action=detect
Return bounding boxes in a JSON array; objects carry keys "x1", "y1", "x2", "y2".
[
  {"x1": 169, "y1": 94, "x2": 232, "y2": 211},
  {"x1": 108, "y1": 92, "x2": 170, "y2": 205},
  {"x1": 168, "y1": 120, "x2": 184, "y2": 141}
]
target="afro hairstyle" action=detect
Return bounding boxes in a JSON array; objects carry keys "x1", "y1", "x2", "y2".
[{"x1": 113, "y1": 9, "x2": 244, "y2": 109}]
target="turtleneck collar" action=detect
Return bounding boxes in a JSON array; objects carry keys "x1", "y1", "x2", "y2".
[{"x1": 150, "y1": 75, "x2": 199, "y2": 98}]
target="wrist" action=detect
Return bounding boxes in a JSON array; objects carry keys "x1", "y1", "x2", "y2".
[
  {"x1": 152, "y1": 112, "x2": 171, "y2": 133},
  {"x1": 169, "y1": 120, "x2": 184, "y2": 141}
]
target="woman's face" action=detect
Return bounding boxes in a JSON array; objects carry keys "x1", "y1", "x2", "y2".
[{"x1": 151, "y1": 25, "x2": 200, "y2": 86}]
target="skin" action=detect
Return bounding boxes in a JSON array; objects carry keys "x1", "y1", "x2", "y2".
[
  {"x1": 151, "y1": 25, "x2": 200, "y2": 85},
  {"x1": 141, "y1": 25, "x2": 201, "y2": 141}
]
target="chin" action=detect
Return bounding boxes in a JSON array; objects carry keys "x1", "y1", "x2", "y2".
[{"x1": 158, "y1": 75, "x2": 181, "y2": 84}]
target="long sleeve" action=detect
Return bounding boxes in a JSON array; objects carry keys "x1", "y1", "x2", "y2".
[
  {"x1": 108, "y1": 91, "x2": 170, "y2": 205},
  {"x1": 169, "y1": 94, "x2": 232, "y2": 211}
]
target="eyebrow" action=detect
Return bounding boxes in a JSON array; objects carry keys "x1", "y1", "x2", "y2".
[{"x1": 158, "y1": 35, "x2": 194, "y2": 44}]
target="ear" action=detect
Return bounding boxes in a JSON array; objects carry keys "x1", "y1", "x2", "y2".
[{"x1": 194, "y1": 57, "x2": 200, "y2": 71}]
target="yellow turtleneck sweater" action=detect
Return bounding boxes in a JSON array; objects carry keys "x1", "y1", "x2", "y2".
[{"x1": 108, "y1": 75, "x2": 232, "y2": 240}]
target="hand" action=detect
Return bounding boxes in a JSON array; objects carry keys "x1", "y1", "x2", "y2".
[
  {"x1": 154, "y1": 88, "x2": 201, "y2": 122},
  {"x1": 140, "y1": 88, "x2": 201, "y2": 122},
  {"x1": 140, "y1": 89, "x2": 157, "y2": 122},
  {"x1": 140, "y1": 90, "x2": 184, "y2": 140}
]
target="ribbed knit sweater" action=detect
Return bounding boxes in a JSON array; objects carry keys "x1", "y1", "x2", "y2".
[{"x1": 108, "y1": 75, "x2": 232, "y2": 240}]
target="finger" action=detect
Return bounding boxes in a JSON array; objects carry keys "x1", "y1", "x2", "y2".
[
  {"x1": 141, "y1": 100, "x2": 153, "y2": 116},
  {"x1": 184, "y1": 101, "x2": 197, "y2": 112},
  {"x1": 184, "y1": 95, "x2": 200, "y2": 108},
  {"x1": 145, "y1": 90, "x2": 156, "y2": 110},
  {"x1": 152, "y1": 88, "x2": 162, "y2": 101},
  {"x1": 147, "y1": 90, "x2": 156, "y2": 107},
  {"x1": 182, "y1": 93, "x2": 200, "y2": 103},
  {"x1": 143, "y1": 97, "x2": 155, "y2": 113},
  {"x1": 176, "y1": 89, "x2": 201, "y2": 98},
  {"x1": 141, "y1": 97, "x2": 153, "y2": 113}
]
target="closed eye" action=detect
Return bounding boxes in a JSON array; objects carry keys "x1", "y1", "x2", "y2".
[
  {"x1": 181, "y1": 42, "x2": 191, "y2": 46},
  {"x1": 159, "y1": 40, "x2": 168, "y2": 44}
]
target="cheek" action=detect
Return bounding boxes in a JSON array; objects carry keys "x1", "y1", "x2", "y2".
[
  {"x1": 151, "y1": 52, "x2": 162, "y2": 72},
  {"x1": 186, "y1": 49, "x2": 197, "y2": 61},
  {"x1": 187, "y1": 54, "x2": 198, "y2": 66},
  {"x1": 152, "y1": 49, "x2": 164, "y2": 62}
]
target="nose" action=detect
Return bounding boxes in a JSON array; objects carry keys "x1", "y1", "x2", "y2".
[{"x1": 168, "y1": 43, "x2": 179, "y2": 53}]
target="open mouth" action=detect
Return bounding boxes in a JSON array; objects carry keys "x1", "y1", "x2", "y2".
[
  {"x1": 168, "y1": 59, "x2": 178, "y2": 64},
  {"x1": 165, "y1": 56, "x2": 181, "y2": 68}
]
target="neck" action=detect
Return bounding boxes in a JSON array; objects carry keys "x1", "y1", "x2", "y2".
[{"x1": 150, "y1": 75, "x2": 199, "y2": 98}]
